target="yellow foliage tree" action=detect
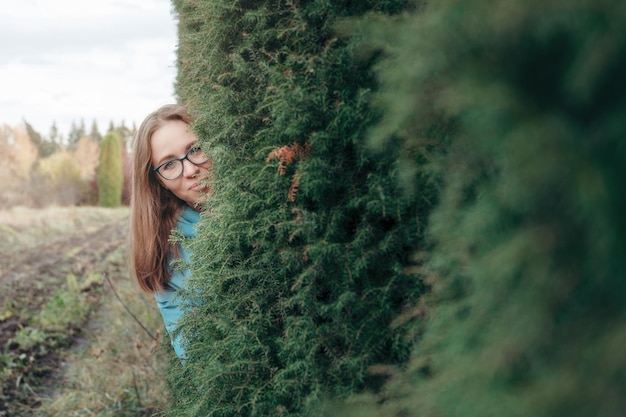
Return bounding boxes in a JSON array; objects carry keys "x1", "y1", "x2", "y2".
[
  {"x1": 0, "y1": 124, "x2": 39, "y2": 207},
  {"x1": 33, "y1": 152, "x2": 86, "y2": 206},
  {"x1": 73, "y1": 136, "x2": 100, "y2": 180}
]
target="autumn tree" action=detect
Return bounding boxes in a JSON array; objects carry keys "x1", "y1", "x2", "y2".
[
  {"x1": 73, "y1": 136, "x2": 100, "y2": 204},
  {"x1": 0, "y1": 124, "x2": 39, "y2": 207},
  {"x1": 32, "y1": 151, "x2": 85, "y2": 206}
]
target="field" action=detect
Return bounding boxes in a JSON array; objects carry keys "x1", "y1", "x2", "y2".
[{"x1": 0, "y1": 206, "x2": 167, "y2": 416}]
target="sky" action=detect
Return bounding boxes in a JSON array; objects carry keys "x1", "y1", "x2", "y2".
[{"x1": 0, "y1": 0, "x2": 178, "y2": 139}]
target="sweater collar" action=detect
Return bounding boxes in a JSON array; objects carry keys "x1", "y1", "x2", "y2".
[{"x1": 177, "y1": 205, "x2": 200, "y2": 238}]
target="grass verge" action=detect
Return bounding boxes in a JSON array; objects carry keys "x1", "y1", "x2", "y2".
[
  {"x1": 33, "y1": 232, "x2": 169, "y2": 416},
  {"x1": 0, "y1": 206, "x2": 168, "y2": 416}
]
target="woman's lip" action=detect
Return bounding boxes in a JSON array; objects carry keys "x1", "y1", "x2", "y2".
[{"x1": 190, "y1": 183, "x2": 210, "y2": 193}]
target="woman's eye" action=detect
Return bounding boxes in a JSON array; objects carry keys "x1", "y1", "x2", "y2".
[
  {"x1": 189, "y1": 146, "x2": 201, "y2": 155},
  {"x1": 162, "y1": 161, "x2": 177, "y2": 171}
]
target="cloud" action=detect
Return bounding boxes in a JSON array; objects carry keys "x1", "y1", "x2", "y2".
[
  {"x1": 0, "y1": 0, "x2": 177, "y2": 137},
  {"x1": 0, "y1": 7, "x2": 171, "y2": 60}
]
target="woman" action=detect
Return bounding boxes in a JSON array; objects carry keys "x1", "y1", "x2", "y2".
[{"x1": 129, "y1": 104, "x2": 210, "y2": 359}]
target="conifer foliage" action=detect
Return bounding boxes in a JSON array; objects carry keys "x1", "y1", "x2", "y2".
[
  {"x1": 97, "y1": 130, "x2": 123, "y2": 207},
  {"x1": 168, "y1": 0, "x2": 430, "y2": 416},
  {"x1": 333, "y1": 0, "x2": 626, "y2": 416}
]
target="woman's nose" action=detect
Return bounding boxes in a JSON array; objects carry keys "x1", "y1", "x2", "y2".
[{"x1": 182, "y1": 158, "x2": 200, "y2": 177}]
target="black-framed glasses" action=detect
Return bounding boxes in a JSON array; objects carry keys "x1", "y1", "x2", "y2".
[{"x1": 152, "y1": 146, "x2": 210, "y2": 180}]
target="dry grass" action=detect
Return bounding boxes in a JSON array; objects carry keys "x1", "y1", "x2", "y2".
[
  {"x1": 35, "y1": 270, "x2": 169, "y2": 416},
  {"x1": 32, "y1": 216, "x2": 169, "y2": 417},
  {"x1": 0, "y1": 205, "x2": 129, "y2": 248},
  {"x1": 0, "y1": 205, "x2": 169, "y2": 416}
]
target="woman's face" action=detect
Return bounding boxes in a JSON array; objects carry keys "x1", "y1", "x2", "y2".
[{"x1": 150, "y1": 120, "x2": 211, "y2": 208}]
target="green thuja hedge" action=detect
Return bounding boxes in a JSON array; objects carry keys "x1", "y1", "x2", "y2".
[
  {"x1": 167, "y1": 1, "x2": 433, "y2": 416},
  {"x1": 333, "y1": 0, "x2": 626, "y2": 416},
  {"x1": 97, "y1": 130, "x2": 123, "y2": 207}
]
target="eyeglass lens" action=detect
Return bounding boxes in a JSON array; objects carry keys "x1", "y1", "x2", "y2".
[{"x1": 158, "y1": 147, "x2": 209, "y2": 180}]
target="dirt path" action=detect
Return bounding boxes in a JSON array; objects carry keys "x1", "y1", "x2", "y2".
[{"x1": 0, "y1": 208, "x2": 129, "y2": 415}]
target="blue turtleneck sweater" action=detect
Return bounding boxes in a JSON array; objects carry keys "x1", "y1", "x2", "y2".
[{"x1": 154, "y1": 205, "x2": 200, "y2": 359}]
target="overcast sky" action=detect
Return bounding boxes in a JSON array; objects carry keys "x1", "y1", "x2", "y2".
[{"x1": 0, "y1": 0, "x2": 178, "y2": 138}]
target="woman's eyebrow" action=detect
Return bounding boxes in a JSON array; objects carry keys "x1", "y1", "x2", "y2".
[{"x1": 155, "y1": 141, "x2": 198, "y2": 165}]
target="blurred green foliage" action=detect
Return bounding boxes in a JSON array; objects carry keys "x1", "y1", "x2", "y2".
[{"x1": 332, "y1": 0, "x2": 626, "y2": 416}]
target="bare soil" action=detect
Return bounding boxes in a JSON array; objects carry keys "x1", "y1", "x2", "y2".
[{"x1": 0, "y1": 208, "x2": 129, "y2": 416}]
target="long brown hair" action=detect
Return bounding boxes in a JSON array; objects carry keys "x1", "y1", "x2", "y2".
[{"x1": 129, "y1": 104, "x2": 193, "y2": 293}]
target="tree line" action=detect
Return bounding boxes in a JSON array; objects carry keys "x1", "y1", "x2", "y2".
[{"x1": 0, "y1": 120, "x2": 132, "y2": 208}]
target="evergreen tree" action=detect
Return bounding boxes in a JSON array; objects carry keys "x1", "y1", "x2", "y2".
[
  {"x1": 89, "y1": 119, "x2": 102, "y2": 142},
  {"x1": 115, "y1": 120, "x2": 132, "y2": 152},
  {"x1": 48, "y1": 122, "x2": 59, "y2": 146},
  {"x1": 78, "y1": 118, "x2": 86, "y2": 139},
  {"x1": 166, "y1": 1, "x2": 430, "y2": 416},
  {"x1": 332, "y1": 0, "x2": 626, "y2": 416},
  {"x1": 67, "y1": 121, "x2": 81, "y2": 148},
  {"x1": 96, "y1": 130, "x2": 123, "y2": 207},
  {"x1": 24, "y1": 119, "x2": 57, "y2": 158}
]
